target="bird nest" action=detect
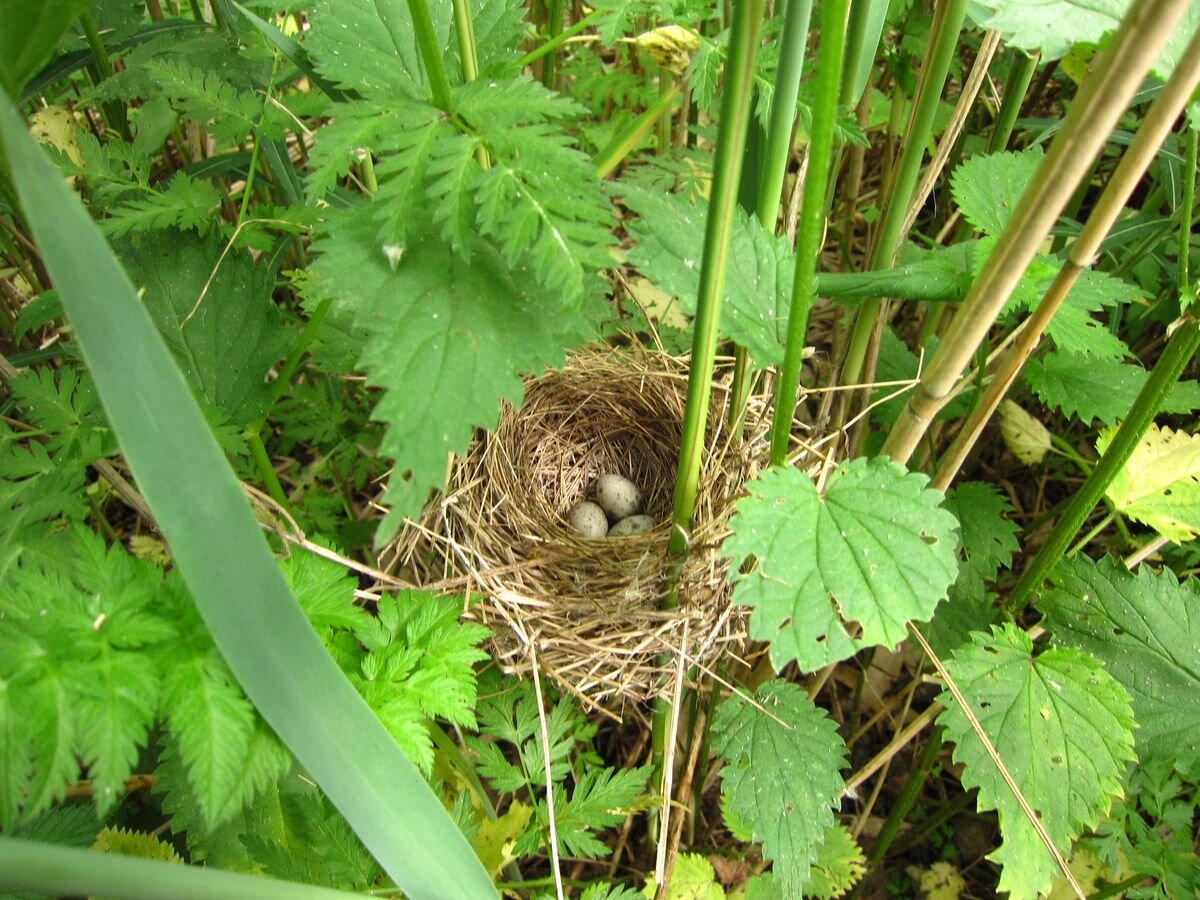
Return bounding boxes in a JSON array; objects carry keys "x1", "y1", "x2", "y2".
[{"x1": 386, "y1": 345, "x2": 815, "y2": 708}]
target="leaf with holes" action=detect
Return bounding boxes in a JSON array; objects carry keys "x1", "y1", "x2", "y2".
[
  {"x1": 711, "y1": 680, "x2": 847, "y2": 894},
  {"x1": 1099, "y1": 423, "x2": 1200, "y2": 542},
  {"x1": 938, "y1": 624, "x2": 1136, "y2": 900},
  {"x1": 1040, "y1": 555, "x2": 1200, "y2": 764},
  {"x1": 722, "y1": 459, "x2": 960, "y2": 671}
]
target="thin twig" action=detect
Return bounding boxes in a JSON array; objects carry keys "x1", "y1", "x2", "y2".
[
  {"x1": 529, "y1": 642, "x2": 565, "y2": 900},
  {"x1": 654, "y1": 621, "x2": 689, "y2": 894}
]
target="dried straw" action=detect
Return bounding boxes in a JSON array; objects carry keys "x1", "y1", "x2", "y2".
[{"x1": 386, "y1": 344, "x2": 811, "y2": 707}]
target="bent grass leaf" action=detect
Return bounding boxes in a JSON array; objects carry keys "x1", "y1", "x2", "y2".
[
  {"x1": 1040, "y1": 556, "x2": 1200, "y2": 763},
  {"x1": 939, "y1": 624, "x2": 1136, "y2": 900},
  {"x1": 722, "y1": 459, "x2": 960, "y2": 671},
  {"x1": 711, "y1": 680, "x2": 847, "y2": 893},
  {"x1": 1099, "y1": 423, "x2": 1200, "y2": 541},
  {"x1": 308, "y1": 204, "x2": 597, "y2": 540}
]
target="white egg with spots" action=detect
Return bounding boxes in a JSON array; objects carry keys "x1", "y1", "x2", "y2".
[
  {"x1": 567, "y1": 501, "x2": 609, "y2": 538},
  {"x1": 608, "y1": 515, "x2": 653, "y2": 537},
  {"x1": 595, "y1": 473, "x2": 641, "y2": 520}
]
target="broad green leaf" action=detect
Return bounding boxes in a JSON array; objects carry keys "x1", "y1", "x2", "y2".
[
  {"x1": 998, "y1": 399, "x2": 1050, "y2": 466},
  {"x1": 711, "y1": 680, "x2": 847, "y2": 893},
  {"x1": 641, "y1": 853, "x2": 724, "y2": 900},
  {"x1": 0, "y1": 0, "x2": 91, "y2": 99},
  {"x1": 942, "y1": 482, "x2": 1019, "y2": 582},
  {"x1": 1099, "y1": 423, "x2": 1200, "y2": 541},
  {"x1": 1025, "y1": 350, "x2": 1200, "y2": 424},
  {"x1": 723, "y1": 460, "x2": 960, "y2": 671},
  {"x1": 949, "y1": 148, "x2": 1043, "y2": 236},
  {"x1": 0, "y1": 99, "x2": 496, "y2": 898},
  {"x1": 1040, "y1": 556, "x2": 1200, "y2": 763},
  {"x1": 306, "y1": 0, "x2": 451, "y2": 99},
  {"x1": 307, "y1": 204, "x2": 597, "y2": 540},
  {"x1": 969, "y1": 0, "x2": 1200, "y2": 76},
  {"x1": 939, "y1": 624, "x2": 1136, "y2": 900},
  {"x1": 116, "y1": 230, "x2": 289, "y2": 426}
]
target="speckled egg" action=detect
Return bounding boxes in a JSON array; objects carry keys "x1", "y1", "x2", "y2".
[
  {"x1": 595, "y1": 473, "x2": 641, "y2": 520},
  {"x1": 567, "y1": 501, "x2": 609, "y2": 538},
  {"x1": 608, "y1": 515, "x2": 654, "y2": 537}
]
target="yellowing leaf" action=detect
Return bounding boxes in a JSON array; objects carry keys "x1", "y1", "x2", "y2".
[
  {"x1": 471, "y1": 799, "x2": 532, "y2": 877},
  {"x1": 642, "y1": 853, "x2": 725, "y2": 899},
  {"x1": 905, "y1": 861, "x2": 965, "y2": 900},
  {"x1": 1100, "y1": 423, "x2": 1200, "y2": 541},
  {"x1": 999, "y1": 399, "x2": 1050, "y2": 465},
  {"x1": 625, "y1": 25, "x2": 700, "y2": 76}
]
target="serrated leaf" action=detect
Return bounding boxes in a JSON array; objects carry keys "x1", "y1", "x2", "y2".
[
  {"x1": 939, "y1": 624, "x2": 1136, "y2": 900},
  {"x1": 1100, "y1": 423, "x2": 1200, "y2": 541},
  {"x1": 280, "y1": 545, "x2": 369, "y2": 636},
  {"x1": 1027, "y1": 351, "x2": 1200, "y2": 424},
  {"x1": 304, "y1": 102, "x2": 394, "y2": 201},
  {"x1": 998, "y1": 399, "x2": 1050, "y2": 465},
  {"x1": 1041, "y1": 555, "x2": 1200, "y2": 763},
  {"x1": 711, "y1": 680, "x2": 846, "y2": 893},
  {"x1": 8, "y1": 365, "x2": 112, "y2": 462},
  {"x1": 970, "y1": 0, "x2": 1200, "y2": 76},
  {"x1": 100, "y1": 173, "x2": 222, "y2": 239},
  {"x1": 307, "y1": 204, "x2": 598, "y2": 539},
  {"x1": 950, "y1": 148, "x2": 1043, "y2": 236},
  {"x1": 530, "y1": 765, "x2": 650, "y2": 860},
  {"x1": 116, "y1": 230, "x2": 289, "y2": 426},
  {"x1": 804, "y1": 822, "x2": 867, "y2": 899},
  {"x1": 942, "y1": 482, "x2": 1019, "y2": 582},
  {"x1": 723, "y1": 460, "x2": 960, "y2": 671},
  {"x1": 642, "y1": 853, "x2": 724, "y2": 900},
  {"x1": 92, "y1": 825, "x2": 182, "y2": 862}
]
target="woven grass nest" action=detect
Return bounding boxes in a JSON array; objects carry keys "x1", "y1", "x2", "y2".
[{"x1": 388, "y1": 344, "x2": 811, "y2": 708}]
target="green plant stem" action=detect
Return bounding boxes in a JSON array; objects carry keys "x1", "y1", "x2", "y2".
[
  {"x1": 1006, "y1": 316, "x2": 1200, "y2": 614},
  {"x1": 840, "y1": 0, "x2": 970, "y2": 388},
  {"x1": 865, "y1": 723, "x2": 944, "y2": 866},
  {"x1": 988, "y1": 49, "x2": 1038, "y2": 153},
  {"x1": 517, "y1": 10, "x2": 602, "y2": 68},
  {"x1": 656, "y1": 69, "x2": 675, "y2": 154},
  {"x1": 541, "y1": 0, "x2": 565, "y2": 88},
  {"x1": 768, "y1": 0, "x2": 849, "y2": 465},
  {"x1": 396, "y1": 0, "x2": 453, "y2": 110},
  {"x1": 838, "y1": 0, "x2": 888, "y2": 108},
  {"x1": 594, "y1": 82, "x2": 682, "y2": 179},
  {"x1": 452, "y1": 0, "x2": 480, "y2": 83},
  {"x1": 655, "y1": 0, "x2": 764, "y2": 774},
  {"x1": 246, "y1": 425, "x2": 289, "y2": 508},
  {"x1": 0, "y1": 837, "x2": 358, "y2": 900},
  {"x1": 79, "y1": 11, "x2": 130, "y2": 140},
  {"x1": 728, "y1": 0, "x2": 814, "y2": 424},
  {"x1": 1179, "y1": 123, "x2": 1197, "y2": 299}
]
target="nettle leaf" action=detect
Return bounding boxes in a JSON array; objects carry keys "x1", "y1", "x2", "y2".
[
  {"x1": 942, "y1": 482, "x2": 1019, "y2": 582},
  {"x1": 1041, "y1": 556, "x2": 1200, "y2": 764},
  {"x1": 711, "y1": 680, "x2": 847, "y2": 893},
  {"x1": 939, "y1": 624, "x2": 1136, "y2": 900},
  {"x1": 1099, "y1": 423, "x2": 1200, "y2": 541},
  {"x1": 307, "y1": 0, "x2": 451, "y2": 98},
  {"x1": 1025, "y1": 350, "x2": 1200, "y2": 425},
  {"x1": 623, "y1": 186, "x2": 792, "y2": 368},
  {"x1": 970, "y1": 0, "x2": 1200, "y2": 76},
  {"x1": 723, "y1": 460, "x2": 960, "y2": 671},
  {"x1": 307, "y1": 204, "x2": 598, "y2": 538},
  {"x1": 950, "y1": 147, "x2": 1043, "y2": 236},
  {"x1": 117, "y1": 230, "x2": 289, "y2": 426}
]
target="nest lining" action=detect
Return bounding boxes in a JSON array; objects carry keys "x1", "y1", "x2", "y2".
[{"x1": 387, "y1": 345, "x2": 812, "y2": 706}]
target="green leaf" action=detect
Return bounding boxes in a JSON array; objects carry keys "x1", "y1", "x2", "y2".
[
  {"x1": 942, "y1": 482, "x2": 1019, "y2": 582},
  {"x1": 711, "y1": 680, "x2": 847, "y2": 893},
  {"x1": 949, "y1": 148, "x2": 1043, "y2": 236},
  {"x1": 641, "y1": 853, "x2": 724, "y2": 900},
  {"x1": 969, "y1": 0, "x2": 1200, "y2": 76},
  {"x1": 0, "y1": 96, "x2": 496, "y2": 897},
  {"x1": 1099, "y1": 423, "x2": 1200, "y2": 541},
  {"x1": 1040, "y1": 555, "x2": 1200, "y2": 764},
  {"x1": 939, "y1": 624, "x2": 1136, "y2": 900},
  {"x1": 8, "y1": 366, "x2": 113, "y2": 463},
  {"x1": 723, "y1": 460, "x2": 960, "y2": 671},
  {"x1": 528, "y1": 766, "x2": 651, "y2": 860},
  {"x1": 91, "y1": 826, "x2": 182, "y2": 863},
  {"x1": 116, "y1": 230, "x2": 289, "y2": 426},
  {"x1": 280, "y1": 546, "x2": 369, "y2": 637},
  {"x1": 0, "y1": 0, "x2": 91, "y2": 99},
  {"x1": 307, "y1": 204, "x2": 597, "y2": 540},
  {"x1": 803, "y1": 822, "x2": 867, "y2": 899},
  {"x1": 100, "y1": 173, "x2": 222, "y2": 239},
  {"x1": 1024, "y1": 350, "x2": 1200, "y2": 425}
]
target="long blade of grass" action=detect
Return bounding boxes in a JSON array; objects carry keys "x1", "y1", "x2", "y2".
[
  {"x1": 0, "y1": 101, "x2": 496, "y2": 900},
  {"x1": 0, "y1": 837, "x2": 359, "y2": 900}
]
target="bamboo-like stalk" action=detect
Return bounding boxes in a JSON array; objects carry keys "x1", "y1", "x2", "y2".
[
  {"x1": 1005, "y1": 316, "x2": 1200, "y2": 614},
  {"x1": 881, "y1": 0, "x2": 1194, "y2": 466},
  {"x1": 768, "y1": 0, "x2": 851, "y2": 465},
  {"x1": 839, "y1": 0, "x2": 970, "y2": 387},
  {"x1": 931, "y1": 27, "x2": 1200, "y2": 489}
]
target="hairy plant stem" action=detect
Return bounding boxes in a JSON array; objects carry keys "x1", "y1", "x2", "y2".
[
  {"x1": 930, "y1": 23, "x2": 1200, "y2": 488},
  {"x1": 395, "y1": 0, "x2": 453, "y2": 110},
  {"x1": 1179, "y1": 123, "x2": 1197, "y2": 299},
  {"x1": 729, "y1": 0, "x2": 814, "y2": 426},
  {"x1": 881, "y1": 0, "x2": 1193, "y2": 466},
  {"x1": 988, "y1": 50, "x2": 1038, "y2": 153},
  {"x1": 839, "y1": 0, "x2": 969, "y2": 389},
  {"x1": 1006, "y1": 316, "x2": 1200, "y2": 614},
  {"x1": 655, "y1": 0, "x2": 764, "y2": 778},
  {"x1": 768, "y1": 0, "x2": 849, "y2": 465}
]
